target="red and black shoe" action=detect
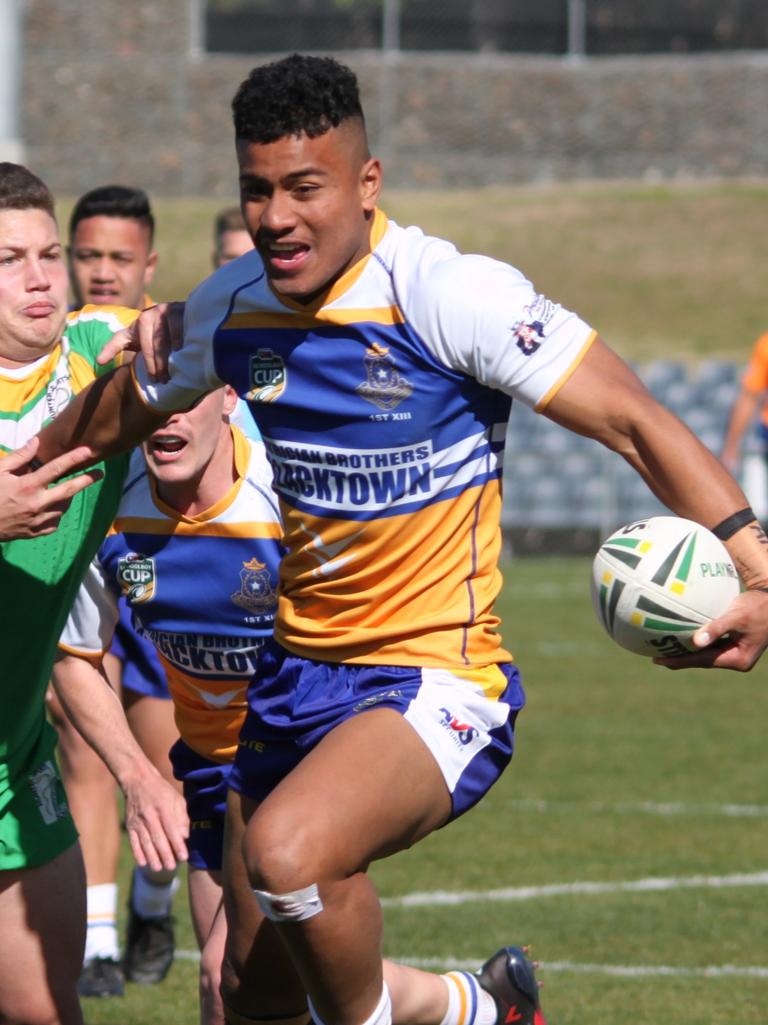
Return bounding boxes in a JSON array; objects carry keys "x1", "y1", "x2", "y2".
[{"x1": 475, "y1": 946, "x2": 548, "y2": 1025}]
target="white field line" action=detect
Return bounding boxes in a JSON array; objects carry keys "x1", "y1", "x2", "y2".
[
  {"x1": 379, "y1": 870, "x2": 768, "y2": 908},
  {"x1": 502, "y1": 797, "x2": 768, "y2": 818},
  {"x1": 172, "y1": 948, "x2": 768, "y2": 979},
  {"x1": 174, "y1": 868, "x2": 768, "y2": 978}
]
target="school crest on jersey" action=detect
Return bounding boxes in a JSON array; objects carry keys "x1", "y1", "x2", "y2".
[
  {"x1": 116, "y1": 553, "x2": 157, "y2": 604},
  {"x1": 231, "y1": 557, "x2": 277, "y2": 613},
  {"x1": 246, "y1": 348, "x2": 286, "y2": 403},
  {"x1": 356, "y1": 343, "x2": 413, "y2": 411}
]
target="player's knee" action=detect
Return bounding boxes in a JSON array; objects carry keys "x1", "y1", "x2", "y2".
[{"x1": 243, "y1": 808, "x2": 321, "y2": 892}]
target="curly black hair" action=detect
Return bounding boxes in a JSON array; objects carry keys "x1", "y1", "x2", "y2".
[{"x1": 232, "y1": 53, "x2": 364, "y2": 143}]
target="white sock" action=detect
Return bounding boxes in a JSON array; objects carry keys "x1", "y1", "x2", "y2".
[
  {"x1": 130, "y1": 866, "x2": 179, "y2": 919},
  {"x1": 308, "y1": 983, "x2": 391, "y2": 1025},
  {"x1": 440, "y1": 971, "x2": 497, "y2": 1025},
  {"x1": 84, "y1": 883, "x2": 120, "y2": 962}
]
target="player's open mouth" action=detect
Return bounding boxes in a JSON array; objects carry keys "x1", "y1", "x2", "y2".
[
  {"x1": 264, "y1": 241, "x2": 310, "y2": 272},
  {"x1": 149, "y1": 435, "x2": 187, "y2": 460}
]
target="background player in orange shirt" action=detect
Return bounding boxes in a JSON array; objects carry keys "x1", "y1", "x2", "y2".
[{"x1": 722, "y1": 330, "x2": 768, "y2": 481}]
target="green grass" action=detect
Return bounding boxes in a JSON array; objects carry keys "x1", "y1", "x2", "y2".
[
  {"x1": 59, "y1": 179, "x2": 768, "y2": 366},
  {"x1": 82, "y1": 557, "x2": 768, "y2": 1025}
]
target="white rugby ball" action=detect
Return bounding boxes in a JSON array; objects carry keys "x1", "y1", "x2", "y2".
[{"x1": 591, "y1": 516, "x2": 741, "y2": 657}]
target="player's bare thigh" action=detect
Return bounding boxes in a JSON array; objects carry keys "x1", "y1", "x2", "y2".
[
  {"x1": 0, "y1": 842, "x2": 85, "y2": 1025},
  {"x1": 221, "y1": 789, "x2": 307, "y2": 1021},
  {"x1": 245, "y1": 707, "x2": 452, "y2": 890}
]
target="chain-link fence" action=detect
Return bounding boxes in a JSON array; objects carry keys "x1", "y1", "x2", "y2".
[{"x1": 206, "y1": 0, "x2": 768, "y2": 57}]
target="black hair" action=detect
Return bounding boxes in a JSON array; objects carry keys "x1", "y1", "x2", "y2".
[
  {"x1": 232, "y1": 53, "x2": 364, "y2": 144},
  {"x1": 69, "y1": 185, "x2": 154, "y2": 243},
  {"x1": 0, "y1": 163, "x2": 55, "y2": 216}
]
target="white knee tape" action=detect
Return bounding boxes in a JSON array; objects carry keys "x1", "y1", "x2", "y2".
[{"x1": 253, "y1": 882, "x2": 323, "y2": 922}]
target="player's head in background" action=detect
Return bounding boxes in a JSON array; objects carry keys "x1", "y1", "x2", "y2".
[
  {"x1": 213, "y1": 206, "x2": 253, "y2": 268},
  {"x1": 231, "y1": 53, "x2": 381, "y2": 305},
  {"x1": 142, "y1": 385, "x2": 239, "y2": 513},
  {"x1": 0, "y1": 163, "x2": 69, "y2": 367},
  {"x1": 68, "y1": 184, "x2": 158, "y2": 310}
]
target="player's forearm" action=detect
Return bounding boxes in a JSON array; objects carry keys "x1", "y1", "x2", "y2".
[
  {"x1": 35, "y1": 364, "x2": 166, "y2": 468},
  {"x1": 52, "y1": 654, "x2": 164, "y2": 792}
]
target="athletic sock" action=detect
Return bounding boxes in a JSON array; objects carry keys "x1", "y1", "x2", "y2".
[
  {"x1": 84, "y1": 882, "x2": 120, "y2": 962},
  {"x1": 440, "y1": 971, "x2": 497, "y2": 1025},
  {"x1": 130, "y1": 866, "x2": 179, "y2": 919},
  {"x1": 308, "y1": 983, "x2": 391, "y2": 1025}
]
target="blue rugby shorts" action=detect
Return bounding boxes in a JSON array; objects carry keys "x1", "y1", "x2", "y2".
[
  {"x1": 230, "y1": 640, "x2": 525, "y2": 820},
  {"x1": 170, "y1": 739, "x2": 232, "y2": 870}
]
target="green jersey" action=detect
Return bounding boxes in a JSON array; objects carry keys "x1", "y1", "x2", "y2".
[{"x1": 0, "y1": 305, "x2": 136, "y2": 866}]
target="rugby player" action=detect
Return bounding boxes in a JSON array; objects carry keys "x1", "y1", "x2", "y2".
[
  {"x1": 56, "y1": 385, "x2": 283, "y2": 1025},
  {"x1": 0, "y1": 162, "x2": 187, "y2": 1025},
  {"x1": 33, "y1": 54, "x2": 768, "y2": 1025},
  {"x1": 48, "y1": 184, "x2": 181, "y2": 997}
]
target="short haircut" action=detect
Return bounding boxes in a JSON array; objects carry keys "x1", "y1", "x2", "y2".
[
  {"x1": 232, "y1": 53, "x2": 364, "y2": 144},
  {"x1": 214, "y1": 206, "x2": 247, "y2": 244},
  {"x1": 69, "y1": 185, "x2": 155, "y2": 243},
  {"x1": 0, "y1": 163, "x2": 55, "y2": 216}
]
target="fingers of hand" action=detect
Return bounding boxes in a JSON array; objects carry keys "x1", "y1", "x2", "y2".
[
  {"x1": 96, "y1": 326, "x2": 132, "y2": 365},
  {"x1": 1, "y1": 436, "x2": 40, "y2": 471}
]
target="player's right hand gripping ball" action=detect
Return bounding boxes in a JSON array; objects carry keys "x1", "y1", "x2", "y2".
[{"x1": 591, "y1": 516, "x2": 741, "y2": 657}]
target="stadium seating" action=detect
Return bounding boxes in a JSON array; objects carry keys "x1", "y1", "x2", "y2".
[{"x1": 502, "y1": 359, "x2": 748, "y2": 545}]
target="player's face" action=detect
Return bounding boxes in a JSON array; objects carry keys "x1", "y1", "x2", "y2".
[
  {"x1": 68, "y1": 215, "x2": 157, "y2": 310},
  {"x1": 0, "y1": 208, "x2": 69, "y2": 369},
  {"x1": 236, "y1": 121, "x2": 381, "y2": 304},
  {"x1": 214, "y1": 228, "x2": 253, "y2": 268},
  {"x1": 142, "y1": 387, "x2": 238, "y2": 507}
]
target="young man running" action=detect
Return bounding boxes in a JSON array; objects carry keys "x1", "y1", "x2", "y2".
[
  {"x1": 0, "y1": 163, "x2": 187, "y2": 1025},
  {"x1": 33, "y1": 55, "x2": 768, "y2": 1025}
]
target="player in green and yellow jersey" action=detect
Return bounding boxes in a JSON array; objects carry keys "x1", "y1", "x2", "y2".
[{"x1": 0, "y1": 162, "x2": 187, "y2": 1025}]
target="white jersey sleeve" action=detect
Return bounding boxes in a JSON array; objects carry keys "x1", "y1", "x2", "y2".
[
  {"x1": 391, "y1": 230, "x2": 595, "y2": 410},
  {"x1": 132, "y1": 266, "x2": 239, "y2": 412},
  {"x1": 58, "y1": 557, "x2": 120, "y2": 657}
]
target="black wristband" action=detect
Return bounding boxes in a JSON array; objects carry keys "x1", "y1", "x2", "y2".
[
  {"x1": 28, "y1": 457, "x2": 44, "y2": 472},
  {"x1": 711, "y1": 507, "x2": 756, "y2": 541}
]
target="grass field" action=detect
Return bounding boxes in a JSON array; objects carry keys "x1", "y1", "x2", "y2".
[
  {"x1": 59, "y1": 179, "x2": 768, "y2": 366},
  {"x1": 80, "y1": 557, "x2": 768, "y2": 1025}
]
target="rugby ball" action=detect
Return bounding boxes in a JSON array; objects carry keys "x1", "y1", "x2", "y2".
[{"x1": 591, "y1": 516, "x2": 741, "y2": 657}]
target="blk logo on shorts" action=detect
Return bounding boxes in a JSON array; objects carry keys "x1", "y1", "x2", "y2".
[{"x1": 439, "y1": 707, "x2": 478, "y2": 746}]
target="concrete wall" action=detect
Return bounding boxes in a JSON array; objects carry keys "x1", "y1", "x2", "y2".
[{"x1": 21, "y1": 0, "x2": 768, "y2": 195}]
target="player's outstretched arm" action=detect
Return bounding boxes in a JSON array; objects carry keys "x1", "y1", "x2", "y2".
[
  {"x1": 0, "y1": 436, "x2": 106, "y2": 539},
  {"x1": 97, "y1": 301, "x2": 185, "y2": 381},
  {"x1": 545, "y1": 336, "x2": 768, "y2": 671},
  {"x1": 34, "y1": 361, "x2": 167, "y2": 470},
  {"x1": 52, "y1": 652, "x2": 189, "y2": 871}
]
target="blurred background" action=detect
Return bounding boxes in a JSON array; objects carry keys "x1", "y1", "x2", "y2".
[{"x1": 7, "y1": 0, "x2": 768, "y2": 547}]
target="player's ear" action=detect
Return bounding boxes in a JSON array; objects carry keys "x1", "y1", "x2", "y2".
[
  {"x1": 360, "y1": 157, "x2": 382, "y2": 212},
  {"x1": 144, "y1": 250, "x2": 159, "y2": 286},
  {"x1": 222, "y1": 385, "x2": 239, "y2": 417}
]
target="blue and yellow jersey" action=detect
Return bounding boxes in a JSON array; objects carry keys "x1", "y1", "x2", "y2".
[
  {"x1": 134, "y1": 211, "x2": 595, "y2": 668},
  {"x1": 59, "y1": 426, "x2": 284, "y2": 763}
]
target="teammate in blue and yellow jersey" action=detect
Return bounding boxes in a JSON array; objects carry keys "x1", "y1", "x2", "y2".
[
  {"x1": 34, "y1": 55, "x2": 768, "y2": 1025},
  {"x1": 0, "y1": 163, "x2": 186, "y2": 1025},
  {"x1": 50, "y1": 183, "x2": 182, "y2": 998},
  {"x1": 56, "y1": 385, "x2": 283, "y2": 1025}
]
